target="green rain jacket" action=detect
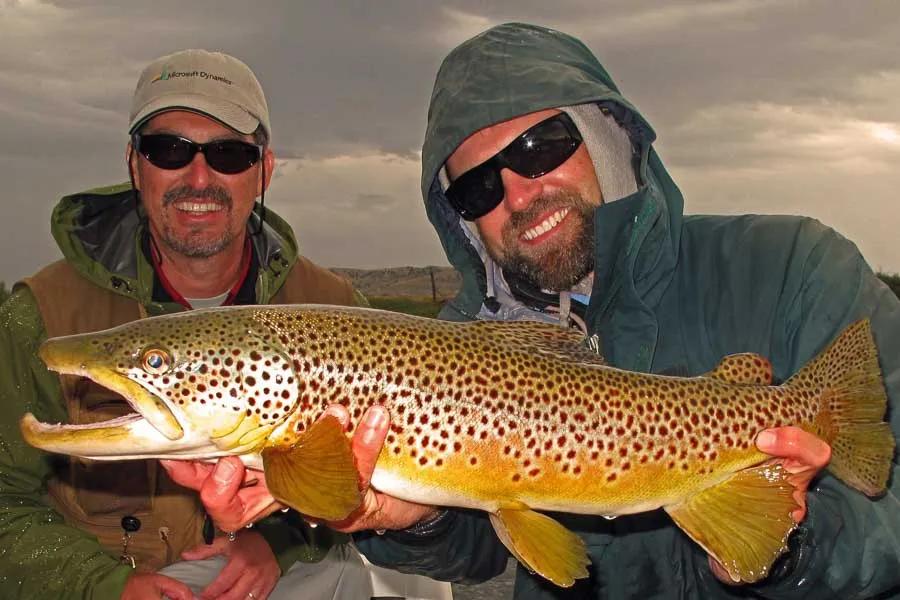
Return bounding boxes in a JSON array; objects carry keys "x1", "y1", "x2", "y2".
[
  {"x1": 0, "y1": 184, "x2": 346, "y2": 599},
  {"x1": 355, "y1": 23, "x2": 900, "y2": 599}
]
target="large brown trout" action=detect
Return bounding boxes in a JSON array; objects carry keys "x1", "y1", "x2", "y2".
[{"x1": 20, "y1": 305, "x2": 893, "y2": 586}]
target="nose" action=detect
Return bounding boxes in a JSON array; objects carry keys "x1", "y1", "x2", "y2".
[
  {"x1": 183, "y1": 150, "x2": 213, "y2": 188},
  {"x1": 500, "y1": 168, "x2": 542, "y2": 213}
]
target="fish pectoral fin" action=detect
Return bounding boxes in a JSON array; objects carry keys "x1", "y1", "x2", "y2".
[
  {"x1": 261, "y1": 415, "x2": 361, "y2": 521},
  {"x1": 702, "y1": 353, "x2": 773, "y2": 385},
  {"x1": 489, "y1": 503, "x2": 589, "y2": 588},
  {"x1": 665, "y1": 463, "x2": 798, "y2": 583}
]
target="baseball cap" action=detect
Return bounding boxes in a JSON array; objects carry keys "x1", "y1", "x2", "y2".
[{"x1": 128, "y1": 49, "x2": 271, "y2": 140}]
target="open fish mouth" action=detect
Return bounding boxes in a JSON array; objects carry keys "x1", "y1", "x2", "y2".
[{"x1": 36, "y1": 333, "x2": 185, "y2": 441}]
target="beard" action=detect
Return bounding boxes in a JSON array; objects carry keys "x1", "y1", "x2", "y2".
[
  {"x1": 159, "y1": 185, "x2": 235, "y2": 258},
  {"x1": 491, "y1": 191, "x2": 595, "y2": 292}
]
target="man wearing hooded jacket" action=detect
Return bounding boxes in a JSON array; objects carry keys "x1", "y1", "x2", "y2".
[
  {"x1": 184, "y1": 23, "x2": 900, "y2": 599},
  {"x1": 0, "y1": 49, "x2": 373, "y2": 599}
]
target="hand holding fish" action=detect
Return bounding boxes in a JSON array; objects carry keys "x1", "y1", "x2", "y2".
[
  {"x1": 162, "y1": 404, "x2": 439, "y2": 534},
  {"x1": 161, "y1": 457, "x2": 284, "y2": 533},
  {"x1": 708, "y1": 425, "x2": 832, "y2": 584},
  {"x1": 323, "y1": 404, "x2": 442, "y2": 533}
]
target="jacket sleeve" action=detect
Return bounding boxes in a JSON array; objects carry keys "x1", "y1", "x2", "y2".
[
  {"x1": 354, "y1": 509, "x2": 510, "y2": 584},
  {"x1": 748, "y1": 223, "x2": 900, "y2": 598},
  {"x1": 0, "y1": 287, "x2": 134, "y2": 599}
]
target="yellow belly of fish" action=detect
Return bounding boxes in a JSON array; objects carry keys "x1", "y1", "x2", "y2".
[{"x1": 373, "y1": 436, "x2": 768, "y2": 516}]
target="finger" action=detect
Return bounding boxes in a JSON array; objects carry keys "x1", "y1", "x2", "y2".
[
  {"x1": 755, "y1": 427, "x2": 831, "y2": 469},
  {"x1": 708, "y1": 556, "x2": 741, "y2": 586},
  {"x1": 155, "y1": 575, "x2": 196, "y2": 600},
  {"x1": 352, "y1": 406, "x2": 390, "y2": 490},
  {"x1": 210, "y1": 572, "x2": 262, "y2": 600},
  {"x1": 323, "y1": 404, "x2": 351, "y2": 429},
  {"x1": 182, "y1": 535, "x2": 229, "y2": 560},
  {"x1": 199, "y1": 457, "x2": 247, "y2": 527},
  {"x1": 199, "y1": 556, "x2": 244, "y2": 600},
  {"x1": 160, "y1": 459, "x2": 216, "y2": 491}
]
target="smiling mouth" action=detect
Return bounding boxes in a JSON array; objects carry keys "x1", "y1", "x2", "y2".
[
  {"x1": 174, "y1": 201, "x2": 225, "y2": 214},
  {"x1": 521, "y1": 207, "x2": 570, "y2": 241}
]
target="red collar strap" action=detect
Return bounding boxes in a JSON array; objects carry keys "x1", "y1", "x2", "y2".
[{"x1": 150, "y1": 237, "x2": 253, "y2": 309}]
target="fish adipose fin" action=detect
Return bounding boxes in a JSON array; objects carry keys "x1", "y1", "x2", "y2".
[
  {"x1": 666, "y1": 463, "x2": 798, "y2": 583},
  {"x1": 489, "y1": 503, "x2": 589, "y2": 588},
  {"x1": 262, "y1": 415, "x2": 361, "y2": 520},
  {"x1": 787, "y1": 319, "x2": 895, "y2": 496},
  {"x1": 703, "y1": 353, "x2": 773, "y2": 385}
]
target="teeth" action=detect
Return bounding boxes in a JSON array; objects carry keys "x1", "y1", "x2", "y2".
[
  {"x1": 175, "y1": 201, "x2": 223, "y2": 213},
  {"x1": 522, "y1": 208, "x2": 570, "y2": 241}
]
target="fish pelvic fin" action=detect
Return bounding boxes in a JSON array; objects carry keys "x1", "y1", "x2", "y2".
[
  {"x1": 261, "y1": 415, "x2": 361, "y2": 521},
  {"x1": 666, "y1": 463, "x2": 798, "y2": 583},
  {"x1": 488, "y1": 503, "x2": 589, "y2": 588},
  {"x1": 785, "y1": 319, "x2": 895, "y2": 496}
]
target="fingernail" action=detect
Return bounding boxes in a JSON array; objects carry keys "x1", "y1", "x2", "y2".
[
  {"x1": 213, "y1": 459, "x2": 238, "y2": 485},
  {"x1": 365, "y1": 406, "x2": 387, "y2": 429},
  {"x1": 362, "y1": 407, "x2": 388, "y2": 445},
  {"x1": 756, "y1": 430, "x2": 776, "y2": 450}
]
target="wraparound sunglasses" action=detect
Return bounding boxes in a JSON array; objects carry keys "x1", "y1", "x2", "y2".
[
  {"x1": 445, "y1": 113, "x2": 583, "y2": 220},
  {"x1": 132, "y1": 133, "x2": 263, "y2": 175}
]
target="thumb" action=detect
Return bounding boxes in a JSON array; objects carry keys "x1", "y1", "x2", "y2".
[
  {"x1": 181, "y1": 536, "x2": 229, "y2": 560},
  {"x1": 154, "y1": 574, "x2": 195, "y2": 600}
]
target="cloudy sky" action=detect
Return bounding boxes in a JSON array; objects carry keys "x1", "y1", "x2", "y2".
[{"x1": 1, "y1": 0, "x2": 898, "y2": 287}]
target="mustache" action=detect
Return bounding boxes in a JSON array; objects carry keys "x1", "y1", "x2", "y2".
[
  {"x1": 505, "y1": 192, "x2": 592, "y2": 234},
  {"x1": 163, "y1": 185, "x2": 232, "y2": 207}
]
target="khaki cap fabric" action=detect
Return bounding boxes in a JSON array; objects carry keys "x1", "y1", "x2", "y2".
[{"x1": 128, "y1": 49, "x2": 270, "y2": 139}]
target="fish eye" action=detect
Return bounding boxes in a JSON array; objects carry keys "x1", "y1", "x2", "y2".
[{"x1": 141, "y1": 348, "x2": 170, "y2": 374}]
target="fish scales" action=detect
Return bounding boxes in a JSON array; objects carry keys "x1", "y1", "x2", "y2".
[{"x1": 20, "y1": 305, "x2": 894, "y2": 588}]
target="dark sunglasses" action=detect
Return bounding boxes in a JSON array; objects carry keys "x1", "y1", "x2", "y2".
[
  {"x1": 445, "y1": 113, "x2": 583, "y2": 220},
  {"x1": 132, "y1": 133, "x2": 263, "y2": 175}
]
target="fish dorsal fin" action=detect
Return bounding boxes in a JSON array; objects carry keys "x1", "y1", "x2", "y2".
[
  {"x1": 665, "y1": 463, "x2": 798, "y2": 583},
  {"x1": 261, "y1": 415, "x2": 361, "y2": 521},
  {"x1": 488, "y1": 502, "x2": 589, "y2": 588},
  {"x1": 702, "y1": 353, "x2": 773, "y2": 385},
  {"x1": 471, "y1": 321, "x2": 606, "y2": 366}
]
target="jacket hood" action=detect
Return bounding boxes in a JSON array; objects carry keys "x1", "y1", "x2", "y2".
[
  {"x1": 50, "y1": 183, "x2": 300, "y2": 312},
  {"x1": 422, "y1": 23, "x2": 685, "y2": 369}
]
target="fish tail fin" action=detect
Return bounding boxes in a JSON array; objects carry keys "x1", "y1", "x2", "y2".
[{"x1": 784, "y1": 319, "x2": 894, "y2": 496}]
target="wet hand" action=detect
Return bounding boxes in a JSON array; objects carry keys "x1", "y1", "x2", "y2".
[
  {"x1": 324, "y1": 404, "x2": 440, "y2": 533},
  {"x1": 160, "y1": 457, "x2": 283, "y2": 533},
  {"x1": 182, "y1": 530, "x2": 280, "y2": 600},
  {"x1": 709, "y1": 426, "x2": 831, "y2": 584},
  {"x1": 121, "y1": 572, "x2": 193, "y2": 600}
]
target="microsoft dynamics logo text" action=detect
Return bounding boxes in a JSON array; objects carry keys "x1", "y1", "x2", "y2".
[{"x1": 152, "y1": 65, "x2": 233, "y2": 85}]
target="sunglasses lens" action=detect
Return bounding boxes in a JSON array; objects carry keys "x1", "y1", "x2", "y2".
[
  {"x1": 446, "y1": 166, "x2": 504, "y2": 220},
  {"x1": 136, "y1": 135, "x2": 261, "y2": 174},
  {"x1": 138, "y1": 135, "x2": 195, "y2": 170},
  {"x1": 204, "y1": 140, "x2": 262, "y2": 175},
  {"x1": 506, "y1": 118, "x2": 580, "y2": 177}
]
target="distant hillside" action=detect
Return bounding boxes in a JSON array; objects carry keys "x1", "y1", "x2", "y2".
[{"x1": 332, "y1": 266, "x2": 461, "y2": 299}]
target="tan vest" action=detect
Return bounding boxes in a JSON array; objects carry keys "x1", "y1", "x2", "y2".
[{"x1": 23, "y1": 256, "x2": 357, "y2": 572}]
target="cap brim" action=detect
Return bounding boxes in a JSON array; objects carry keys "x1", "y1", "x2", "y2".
[{"x1": 129, "y1": 94, "x2": 260, "y2": 135}]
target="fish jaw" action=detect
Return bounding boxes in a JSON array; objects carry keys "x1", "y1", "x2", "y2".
[
  {"x1": 38, "y1": 334, "x2": 184, "y2": 440},
  {"x1": 19, "y1": 412, "x2": 223, "y2": 461}
]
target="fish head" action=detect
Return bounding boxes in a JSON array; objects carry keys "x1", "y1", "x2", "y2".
[{"x1": 21, "y1": 307, "x2": 301, "y2": 462}]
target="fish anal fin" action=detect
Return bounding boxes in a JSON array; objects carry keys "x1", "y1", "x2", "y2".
[
  {"x1": 489, "y1": 503, "x2": 589, "y2": 588},
  {"x1": 262, "y1": 415, "x2": 361, "y2": 521},
  {"x1": 703, "y1": 353, "x2": 773, "y2": 385},
  {"x1": 665, "y1": 463, "x2": 797, "y2": 583}
]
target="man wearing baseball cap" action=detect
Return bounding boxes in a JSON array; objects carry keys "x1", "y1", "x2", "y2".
[{"x1": 0, "y1": 49, "x2": 372, "y2": 599}]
